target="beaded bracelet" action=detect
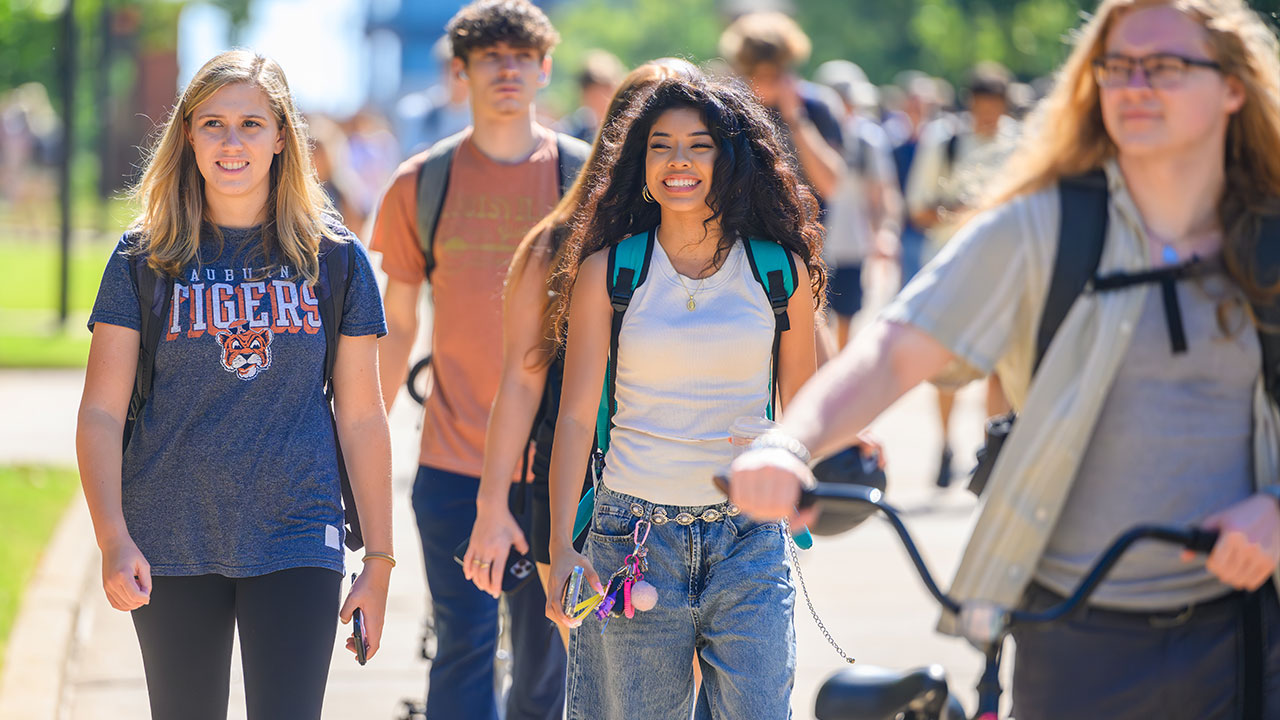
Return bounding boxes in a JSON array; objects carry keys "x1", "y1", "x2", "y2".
[{"x1": 363, "y1": 552, "x2": 397, "y2": 568}]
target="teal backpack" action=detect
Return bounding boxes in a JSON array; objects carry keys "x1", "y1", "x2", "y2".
[{"x1": 570, "y1": 228, "x2": 814, "y2": 549}]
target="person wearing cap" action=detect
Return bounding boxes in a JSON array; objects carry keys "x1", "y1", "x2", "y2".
[{"x1": 814, "y1": 59, "x2": 902, "y2": 348}]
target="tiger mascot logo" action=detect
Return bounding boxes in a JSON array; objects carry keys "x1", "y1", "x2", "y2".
[{"x1": 216, "y1": 323, "x2": 273, "y2": 380}]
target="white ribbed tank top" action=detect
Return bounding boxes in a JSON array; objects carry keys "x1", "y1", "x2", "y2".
[{"x1": 602, "y1": 234, "x2": 776, "y2": 506}]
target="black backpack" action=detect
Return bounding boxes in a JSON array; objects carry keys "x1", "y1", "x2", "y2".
[
  {"x1": 125, "y1": 233, "x2": 365, "y2": 550},
  {"x1": 968, "y1": 170, "x2": 1280, "y2": 495}
]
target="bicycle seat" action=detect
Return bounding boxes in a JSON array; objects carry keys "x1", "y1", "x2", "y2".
[{"x1": 814, "y1": 664, "x2": 953, "y2": 720}]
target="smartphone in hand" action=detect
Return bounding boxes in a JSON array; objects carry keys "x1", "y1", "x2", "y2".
[
  {"x1": 350, "y1": 573, "x2": 368, "y2": 665},
  {"x1": 561, "y1": 565, "x2": 584, "y2": 617}
]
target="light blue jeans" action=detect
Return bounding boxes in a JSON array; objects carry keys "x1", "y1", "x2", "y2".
[{"x1": 567, "y1": 483, "x2": 796, "y2": 719}]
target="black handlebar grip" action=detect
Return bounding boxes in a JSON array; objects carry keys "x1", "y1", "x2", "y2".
[{"x1": 1184, "y1": 528, "x2": 1220, "y2": 554}]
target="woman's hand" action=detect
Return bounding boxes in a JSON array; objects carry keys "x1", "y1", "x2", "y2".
[
  {"x1": 545, "y1": 543, "x2": 604, "y2": 630},
  {"x1": 464, "y1": 501, "x2": 530, "y2": 598},
  {"x1": 340, "y1": 562, "x2": 391, "y2": 661},
  {"x1": 101, "y1": 534, "x2": 151, "y2": 611}
]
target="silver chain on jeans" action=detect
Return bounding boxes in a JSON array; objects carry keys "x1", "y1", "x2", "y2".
[{"x1": 783, "y1": 520, "x2": 856, "y2": 665}]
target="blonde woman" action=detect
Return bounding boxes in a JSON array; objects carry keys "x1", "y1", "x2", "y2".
[
  {"x1": 731, "y1": 1, "x2": 1280, "y2": 717},
  {"x1": 76, "y1": 50, "x2": 393, "y2": 720}
]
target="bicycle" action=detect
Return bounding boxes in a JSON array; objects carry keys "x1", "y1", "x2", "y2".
[{"x1": 732, "y1": 480, "x2": 1219, "y2": 720}]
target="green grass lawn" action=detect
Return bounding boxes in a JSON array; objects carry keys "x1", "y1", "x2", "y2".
[
  {"x1": 0, "y1": 236, "x2": 116, "y2": 368},
  {"x1": 0, "y1": 466, "x2": 81, "y2": 673}
]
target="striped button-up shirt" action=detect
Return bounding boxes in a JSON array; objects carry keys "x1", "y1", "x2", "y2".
[{"x1": 881, "y1": 159, "x2": 1280, "y2": 633}]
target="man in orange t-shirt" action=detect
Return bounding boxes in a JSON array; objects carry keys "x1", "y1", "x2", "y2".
[{"x1": 369, "y1": 2, "x2": 574, "y2": 718}]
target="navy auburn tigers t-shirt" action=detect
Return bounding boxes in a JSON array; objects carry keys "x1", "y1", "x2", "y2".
[{"x1": 88, "y1": 224, "x2": 386, "y2": 578}]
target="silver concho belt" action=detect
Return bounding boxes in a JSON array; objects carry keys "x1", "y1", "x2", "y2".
[{"x1": 627, "y1": 503, "x2": 741, "y2": 526}]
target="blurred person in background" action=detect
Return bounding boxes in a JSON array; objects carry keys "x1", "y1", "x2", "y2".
[
  {"x1": 905, "y1": 61, "x2": 1020, "y2": 487},
  {"x1": 76, "y1": 49, "x2": 393, "y2": 720},
  {"x1": 309, "y1": 114, "x2": 367, "y2": 235},
  {"x1": 0, "y1": 82, "x2": 60, "y2": 235},
  {"x1": 369, "y1": 1, "x2": 586, "y2": 718},
  {"x1": 345, "y1": 107, "x2": 401, "y2": 219},
  {"x1": 555, "y1": 49, "x2": 626, "y2": 143},
  {"x1": 814, "y1": 59, "x2": 903, "y2": 347},
  {"x1": 719, "y1": 11, "x2": 846, "y2": 207},
  {"x1": 396, "y1": 36, "x2": 472, "y2": 158},
  {"x1": 889, "y1": 72, "x2": 943, "y2": 287}
]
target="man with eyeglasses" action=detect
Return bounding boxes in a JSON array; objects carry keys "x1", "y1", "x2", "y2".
[{"x1": 1093, "y1": 52, "x2": 1226, "y2": 90}]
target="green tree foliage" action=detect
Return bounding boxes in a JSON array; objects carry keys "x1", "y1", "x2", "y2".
[
  {"x1": 546, "y1": 0, "x2": 724, "y2": 112},
  {"x1": 550, "y1": 0, "x2": 1280, "y2": 92}
]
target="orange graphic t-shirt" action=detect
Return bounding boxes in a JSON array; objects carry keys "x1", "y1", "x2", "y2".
[{"x1": 371, "y1": 127, "x2": 559, "y2": 476}]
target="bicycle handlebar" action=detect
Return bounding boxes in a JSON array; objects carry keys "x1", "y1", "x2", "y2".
[{"x1": 717, "y1": 476, "x2": 1219, "y2": 638}]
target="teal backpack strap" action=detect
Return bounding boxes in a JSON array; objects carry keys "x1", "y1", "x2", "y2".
[
  {"x1": 741, "y1": 238, "x2": 812, "y2": 549},
  {"x1": 414, "y1": 130, "x2": 469, "y2": 280},
  {"x1": 742, "y1": 238, "x2": 797, "y2": 420},
  {"x1": 572, "y1": 229, "x2": 656, "y2": 542}
]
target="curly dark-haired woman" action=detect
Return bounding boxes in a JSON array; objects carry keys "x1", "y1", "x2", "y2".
[{"x1": 543, "y1": 75, "x2": 826, "y2": 719}]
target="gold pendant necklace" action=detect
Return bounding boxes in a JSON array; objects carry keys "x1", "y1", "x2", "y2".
[{"x1": 674, "y1": 272, "x2": 704, "y2": 311}]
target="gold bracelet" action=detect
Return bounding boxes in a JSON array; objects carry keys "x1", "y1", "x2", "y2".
[{"x1": 362, "y1": 552, "x2": 397, "y2": 568}]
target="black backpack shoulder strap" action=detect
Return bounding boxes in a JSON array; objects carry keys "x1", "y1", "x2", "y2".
[
  {"x1": 944, "y1": 132, "x2": 960, "y2": 174},
  {"x1": 555, "y1": 132, "x2": 591, "y2": 197},
  {"x1": 1036, "y1": 170, "x2": 1110, "y2": 374},
  {"x1": 319, "y1": 234, "x2": 355, "y2": 399},
  {"x1": 316, "y1": 231, "x2": 362, "y2": 550},
  {"x1": 125, "y1": 250, "x2": 173, "y2": 451},
  {"x1": 414, "y1": 129, "x2": 469, "y2": 280},
  {"x1": 1252, "y1": 215, "x2": 1280, "y2": 406}
]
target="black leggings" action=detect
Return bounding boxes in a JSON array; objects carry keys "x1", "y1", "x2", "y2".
[{"x1": 131, "y1": 567, "x2": 341, "y2": 720}]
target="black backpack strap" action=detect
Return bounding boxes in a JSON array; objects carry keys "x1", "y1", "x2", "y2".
[
  {"x1": 414, "y1": 130, "x2": 469, "y2": 280},
  {"x1": 125, "y1": 255, "x2": 173, "y2": 451},
  {"x1": 944, "y1": 132, "x2": 960, "y2": 174},
  {"x1": 1036, "y1": 170, "x2": 1109, "y2": 373},
  {"x1": 317, "y1": 237, "x2": 362, "y2": 550},
  {"x1": 555, "y1": 132, "x2": 591, "y2": 197},
  {"x1": 1253, "y1": 216, "x2": 1280, "y2": 406},
  {"x1": 320, "y1": 238, "x2": 354, "y2": 398}
]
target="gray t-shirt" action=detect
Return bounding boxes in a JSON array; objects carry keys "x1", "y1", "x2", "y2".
[
  {"x1": 1036, "y1": 272, "x2": 1258, "y2": 609},
  {"x1": 88, "y1": 224, "x2": 386, "y2": 577}
]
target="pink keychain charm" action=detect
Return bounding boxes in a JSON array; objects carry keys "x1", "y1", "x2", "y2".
[
  {"x1": 623, "y1": 577, "x2": 635, "y2": 618},
  {"x1": 631, "y1": 580, "x2": 658, "y2": 612}
]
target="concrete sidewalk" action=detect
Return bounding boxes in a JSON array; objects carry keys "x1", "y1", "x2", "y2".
[{"x1": 0, "y1": 363, "x2": 1001, "y2": 720}]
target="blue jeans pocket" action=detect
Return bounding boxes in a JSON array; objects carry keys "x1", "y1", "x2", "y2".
[
  {"x1": 724, "y1": 514, "x2": 781, "y2": 540},
  {"x1": 588, "y1": 503, "x2": 636, "y2": 544}
]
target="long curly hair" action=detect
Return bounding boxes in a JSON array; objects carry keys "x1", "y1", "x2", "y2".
[
  {"x1": 983, "y1": 0, "x2": 1280, "y2": 303},
  {"x1": 550, "y1": 74, "x2": 826, "y2": 345},
  {"x1": 506, "y1": 58, "x2": 699, "y2": 369}
]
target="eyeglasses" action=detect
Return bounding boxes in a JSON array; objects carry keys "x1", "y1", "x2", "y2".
[{"x1": 1092, "y1": 53, "x2": 1223, "y2": 90}]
